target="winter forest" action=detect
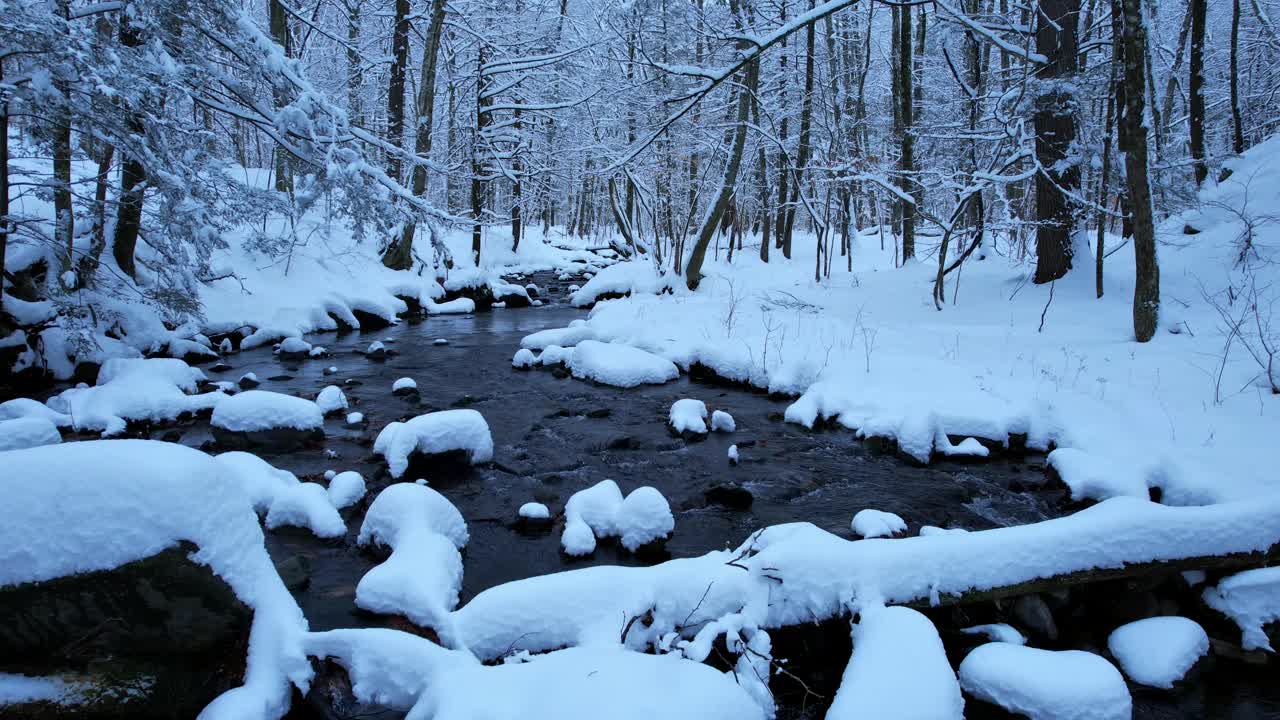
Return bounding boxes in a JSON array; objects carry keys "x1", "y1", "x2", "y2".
[{"x1": 2, "y1": 0, "x2": 1280, "y2": 717}]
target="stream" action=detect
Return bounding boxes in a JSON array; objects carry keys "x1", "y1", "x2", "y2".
[{"x1": 48, "y1": 271, "x2": 1280, "y2": 718}]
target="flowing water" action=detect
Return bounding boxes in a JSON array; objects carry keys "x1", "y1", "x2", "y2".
[{"x1": 44, "y1": 272, "x2": 1280, "y2": 718}]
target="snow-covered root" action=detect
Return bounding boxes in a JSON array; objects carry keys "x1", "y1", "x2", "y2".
[{"x1": 355, "y1": 484, "x2": 469, "y2": 646}]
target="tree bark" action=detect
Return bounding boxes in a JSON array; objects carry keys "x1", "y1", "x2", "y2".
[
  {"x1": 897, "y1": 4, "x2": 916, "y2": 262},
  {"x1": 53, "y1": 0, "x2": 75, "y2": 271},
  {"x1": 80, "y1": 144, "x2": 114, "y2": 287},
  {"x1": 113, "y1": 11, "x2": 146, "y2": 280},
  {"x1": 1230, "y1": 0, "x2": 1246, "y2": 155},
  {"x1": 0, "y1": 58, "x2": 8, "y2": 300},
  {"x1": 386, "y1": 0, "x2": 447, "y2": 270},
  {"x1": 1032, "y1": 0, "x2": 1082, "y2": 284},
  {"x1": 269, "y1": 0, "x2": 294, "y2": 194},
  {"x1": 1189, "y1": 0, "x2": 1208, "y2": 186},
  {"x1": 782, "y1": 0, "x2": 817, "y2": 252},
  {"x1": 345, "y1": 0, "x2": 363, "y2": 126},
  {"x1": 472, "y1": 46, "x2": 492, "y2": 266},
  {"x1": 1117, "y1": 0, "x2": 1160, "y2": 343},
  {"x1": 384, "y1": 0, "x2": 411, "y2": 183}
]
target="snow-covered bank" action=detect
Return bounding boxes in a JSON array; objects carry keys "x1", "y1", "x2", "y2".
[{"x1": 518, "y1": 136, "x2": 1280, "y2": 508}]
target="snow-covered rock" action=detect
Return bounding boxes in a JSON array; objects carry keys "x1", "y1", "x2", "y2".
[
  {"x1": 214, "y1": 451, "x2": 345, "y2": 538},
  {"x1": 519, "y1": 502, "x2": 551, "y2": 520},
  {"x1": 0, "y1": 397, "x2": 71, "y2": 426},
  {"x1": 669, "y1": 398, "x2": 708, "y2": 435},
  {"x1": 851, "y1": 509, "x2": 907, "y2": 539},
  {"x1": 309, "y1": 345, "x2": 328, "y2": 358},
  {"x1": 238, "y1": 372, "x2": 260, "y2": 389},
  {"x1": 711, "y1": 409, "x2": 736, "y2": 432},
  {"x1": 392, "y1": 377, "x2": 418, "y2": 394},
  {"x1": 0, "y1": 417, "x2": 62, "y2": 452},
  {"x1": 570, "y1": 340, "x2": 678, "y2": 388},
  {"x1": 728, "y1": 444, "x2": 739, "y2": 465},
  {"x1": 327, "y1": 471, "x2": 367, "y2": 510},
  {"x1": 316, "y1": 385, "x2": 349, "y2": 415},
  {"x1": 1, "y1": 440, "x2": 309, "y2": 719},
  {"x1": 1048, "y1": 448, "x2": 1148, "y2": 502},
  {"x1": 277, "y1": 337, "x2": 312, "y2": 357},
  {"x1": 427, "y1": 298, "x2": 474, "y2": 315},
  {"x1": 562, "y1": 480, "x2": 673, "y2": 555},
  {"x1": 958, "y1": 644, "x2": 1131, "y2": 720},
  {"x1": 373, "y1": 410, "x2": 494, "y2": 478},
  {"x1": 355, "y1": 484, "x2": 469, "y2": 642},
  {"x1": 212, "y1": 390, "x2": 324, "y2": 432},
  {"x1": 960, "y1": 624, "x2": 1026, "y2": 645},
  {"x1": 827, "y1": 605, "x2": 963, "y2": 720},
  {"x1": 366, "y1": 341, "x2": 387, "y2": 359},
  {"x1": 538, "y1": 344, "x2": 572, "y2": 366},
  {"x1": 45, "y1": 358, "x2": 221, "y2": 435},
  {"x1": 520, "y1": 325, "x2": 597, "y2": 350},
  {"x1": 1107, "y1": 617, "x2": 1208, "y2": 688},
  {"x1": 345, "y1": 412, "x2": 364, "y2": 427},
  {"x1": 1202, "y1": 567, "x2": 1280, "y2": 651},
  {"x1": 433, "y1": 338, "x2": 449, "y2": 346},
  {"x1": 511, "y1": 348, "x2": 537, "y2": 369}
]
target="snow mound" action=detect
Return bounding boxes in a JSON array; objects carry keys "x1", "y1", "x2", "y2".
[
  {"x1": 45, "y1": 358, "x2": 223, "y2": 435},
  {"x1": 355, "y1": 484, "x2": 469, "y2": 643},
  {"x1": 327, "y1": 471, "x2": 367, "y2": 509},
  {"x1": 214, "y1": 451, "x2": 346, "y2": 538},
  {"x1": 828, "y1": 605, "x2": 963, "y2": 720},
  {"x1": 277, "y1": 337, "x2": 312, "y2": 356},
  {"x1": 392, "y1": 377, "x2": 417, "y2": 392},
  {"x1": 373, "y1": 410, "x2": 494, "y2": 478},
  {"x1": 958, "y1": 644, "x2": 1131, "y2": 720},
  {"x1": 211, "y1": 390, "x2": 324, "y2": 432},
  {"x1": 316, "y1": 385, "x2": 348, "y2": 414},
  {"x1": 0, "y1": 398, "x2": 71, "y2": 426},
  {"x1": 511, "y1": 348, "x2": 537, "y2": 368},
  {"x1": 561, "y1": 480, "x2": 673, "y2": 555},
  {"x1": 520, "y1": 324, "x2": 596, "y2": 350},
  {"x1": 851, "y1": 509, "x2": 907, "y2": 539},
  {"x1": 1202, "y1": 567, "x2": 1280, "y2": 651},
  {"x1": 1048, "y1": 448, "x2": 1149, "y2": 502},
  {"x1": 0, "y1": 417, "x2": 62, "y2": 452},
  {"x1": 669, "y1": 399, "x2": 708, "y2": 434},
  {"x1": 728, "y1": 444, "x2": 739, "y2": 464},
  {"x1": 427, "y1": 298, "x2": 475, "y2": 315},
  {"x1": 569, "y1": 340, "x2": 679, "y2": 388},
  {"x1": 570, "y1": 261, "x2": 671, "y2": 307},
  {"x1": 0, "y1": 440, "x2": 310, "y2": 720},
  {"x1": 1107, "y1": 617, "x2": 1208, "y2": 688},
  {"x1": 960, "y1": 624, "x2": 1026, "y2": 645},
  {"x1": 345, "y1": 412, "x2": 364, "y2": 426},
  {"x1": 538, "y1": 344, "x2": 573, "y2": 366},
  {"x1": 711, "y1": 409, "x2": 736, "y2": 432},
  {"x1": 519, "y1": 502, "x2": 550, "y2": 519}
]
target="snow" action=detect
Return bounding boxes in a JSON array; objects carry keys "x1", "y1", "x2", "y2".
[
  {"x1": 315, "y1": 385, "x2": 348, "y2": 414},
  {"x1": 277, "y1": 337, "x2": 312, "y2": 355},
  {"x1": 711, "y1": 409, "x2": 736, "y2": 432},
  {"x1": 851, "y1": 509, "x2": 907, "y2": 539},
  {"x1": 1048, "y1": 448, "x2": 1148, "y2": 502},
  {"x1": 214, "y1": 451, "x2": 346, "y2": 538},
  {"x1": 0, "y1": 397, "x2": 72, "y2": 426},
  {"x1": 520, "y1": 324, "x2": 597, "y2": 350},
  {"x1": 519, "y1": 502, "x2": 551, "y2": 519},
  {"x1": 960, "y1": 624, "x2": 1026, "y2": 645},
  {"x1": 1202, "y1": 567, "x2": 1280, "y2": 651},
  {"x1": 0, "y1": 417, "x2": 62, "y2": 452},
  {"x1": 958, "y1": 644, "x2": 1131, "y2": 720},
  {"x1": 304, "y1": 630, "x2": 762, "y2": 720},
  {"x1": 569, "y1": 340, "x2": 679, "y2": 388},
  {"x1": 327, "y1": 471, "x2": 367, "y2": 509},
  {"x1": 728, "y1": 444, "x2": 739, "y2": 464},
  {"x1": 355, "y1": 484, "x2": 469, "y2": 644},
  {"x1": 309, "y1": 346, "x2": 328, "y2": 357},
  {"x1": 1107, "y1": 617, "x2": 1209, "y2": 688},
  {"x1": 0, "y1": 673, "x2": 87, "y2": 708},
  {"x1": 827, "y1": 605, "x2": 963, "y2": 720},
  {"x1": 670, "y1": 398, "x2": 708, "y2": 434},
  {"x1": 538, "y1": 344, "x2": 573, "y2": 366},
  {"x1": 512, "y1": 348, "x2": 537, "y2": 368},
  {"x1": 373, "y1": 410, "x2": 494, "y2": 478},
  {"x1": 432, "y1": 338, "x2": 449, "y2": 345},
  {"x1": 392, "y1": 377, "x2": 417, "y2": 392},
  {"x1": 561, "y1": 480, "x2": 673, "y2": 555},
  {"x1": 366, "y1": 341, "x2": 386, "y2": 354},
  {"x1": 211, "y1": 391, "x2": 324, "y2": 432},
  {"x1": 345, "y1": 412, "x2": 364, "y2": 426},
  {"x1": 45, "y1": 358, "x2": 223, "y2": 435},
  {"x1": 428, "y1": 298, "x2": 475, "y2": 315},
  {"x1": 570, "y1": 261, "x2": 671, "y2": 307},
  {"x1": 0, "y1": 441, "x2": 310, "y2": 720}
]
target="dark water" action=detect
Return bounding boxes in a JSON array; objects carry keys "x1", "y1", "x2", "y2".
[{"x1": 154, "y1": 273, "x2": 1274, "y2": 719}]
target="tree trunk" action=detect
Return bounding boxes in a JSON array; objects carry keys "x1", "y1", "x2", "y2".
[
  {"x1": 472, "y1": 47, "x2": 492, "y2": 266},
  {"x1": 269, "y1": 0, "x2": 294, "y2": 194},
  {"x1": 0, "y1": 58, "x2": 8, "y2": 301},
  {"x1": 385, "y1": 0, "x2": 411, "y2": 183},
  {"x1": 1230, "y1": 0, "x2": 1246, "y2": 155},
  {"x1": 79, "y1": 145, "x2": 115, "y2": 287},
  {"x1": 755, "y1": 90, "x2": 771, "y2": 263},
  {"x1": 386, "y1": 0, "x2": 447, "y2": 270},
  {"x1": 1032, "y1": 0, "x2": 1082, "y2": 284},
  {"x1": 782, "y1": 0, "x2": 817, "y2": 251},
  {"x1": 774, "y1": 1, "x2": 791, "y2": 256},
  {"x1": 113, "y1": 12, "x2": 146, "y2": 280},
  {"x1": 897, "y1": 4, "x2": 916, "y2": 262},
  {"x1": 345, "y1": 0, "x2": 363, "y2": 126},
  {"x1": 53, "y1": 0, "x2": 74, "y2": 271},
  {"x1": 1189, "y1": 0, "x2": 1208, "y2": 186},
  {"x1": 1117, "y1": 0, "x2": 1160, "y2": 342}
]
